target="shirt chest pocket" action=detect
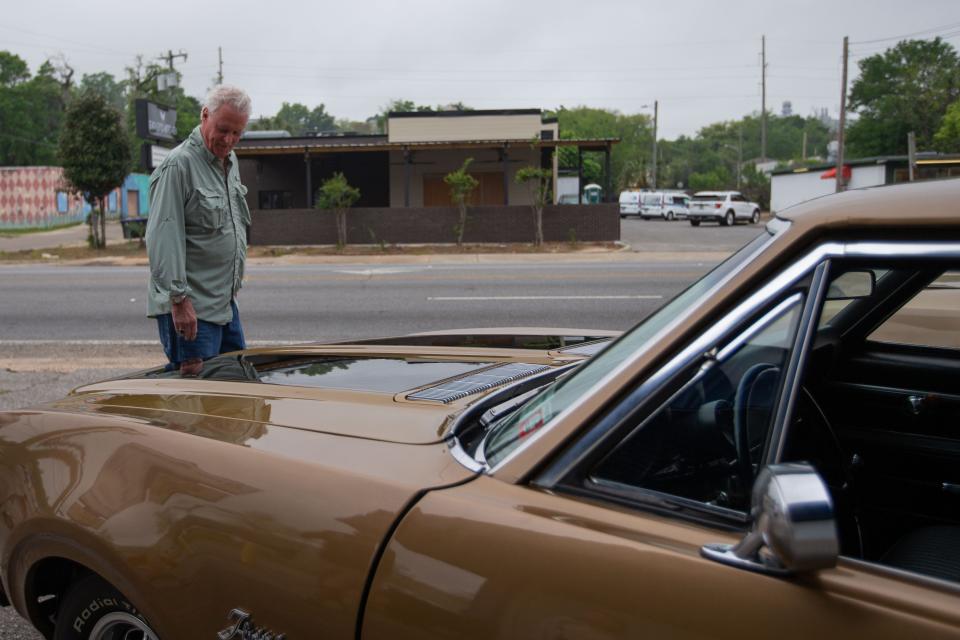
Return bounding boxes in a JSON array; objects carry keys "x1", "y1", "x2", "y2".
[
  {"x1": 187, "y1": 187, "x2": 225, "y2": 231},
  {"x1": 233, "y1": 183, "x2": 251, "y2": 227}
]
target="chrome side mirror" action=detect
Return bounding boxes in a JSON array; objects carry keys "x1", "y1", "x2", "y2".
[{"x1": 701, "y1": 463, "x2": 839, "y2": 576}]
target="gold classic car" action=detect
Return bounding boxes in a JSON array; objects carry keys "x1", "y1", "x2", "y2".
[{"x1": 3, "y1": 178, "x2": 960, "y2": 639}]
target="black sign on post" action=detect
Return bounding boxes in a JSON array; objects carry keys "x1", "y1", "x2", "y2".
[{"x1": 135, "y1": 99, "x2": 178, "y2": 142}]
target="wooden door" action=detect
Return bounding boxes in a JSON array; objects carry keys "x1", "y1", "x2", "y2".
[{"x1": 127, "y1": 190, "x2": 140, "y2": 217}]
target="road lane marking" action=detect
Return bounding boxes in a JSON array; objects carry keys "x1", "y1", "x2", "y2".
[{"x1": 428, "y1": 295, "x2": 663, "y2": 301}]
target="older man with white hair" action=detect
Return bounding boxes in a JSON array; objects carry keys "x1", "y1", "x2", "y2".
[{"x1": 146, "y1": 85, "x2": 253, "y2": 376}]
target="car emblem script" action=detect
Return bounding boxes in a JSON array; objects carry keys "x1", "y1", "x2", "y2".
[{"x1": 217, "y1": 608, "x2": 286, "y2": 640}]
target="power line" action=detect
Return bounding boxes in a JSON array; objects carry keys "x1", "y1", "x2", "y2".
[{"x1": 850, "y1": 20, "x2": 960, "y2": 45}]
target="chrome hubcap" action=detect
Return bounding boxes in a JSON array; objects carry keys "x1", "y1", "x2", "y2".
[{"x1": 88, "y1": 612, "x2": 158, "y2": 640}]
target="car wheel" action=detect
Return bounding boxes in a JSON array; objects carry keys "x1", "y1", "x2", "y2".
[
  {"x1": 690, "y1": 219, "x2": 700, "y2": 227},
  {"x1": 751, "y1": 209, "x2": 760, "y2": 224},
  {"x1": 667, "y1": 211, "x2": 675, "y2": 221},
  {"x1": 54, "y1": 575, "x2": 158, "y2": 640},
  {"x1": 722, "y1": 210, "x2": 735, "y2": 227}
]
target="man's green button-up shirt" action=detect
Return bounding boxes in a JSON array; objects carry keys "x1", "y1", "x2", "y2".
[{"x1": 146, "y1": 126, "x2": 251, "y2": 325}]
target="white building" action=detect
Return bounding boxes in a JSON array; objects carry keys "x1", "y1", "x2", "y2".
[{"x1": 770, "y1": 154, "x2": 960, "y2": 213}]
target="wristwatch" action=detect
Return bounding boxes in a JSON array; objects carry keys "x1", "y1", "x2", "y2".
[{"x1": 171, "y1": 293, "x2": 187, "y2": 305}]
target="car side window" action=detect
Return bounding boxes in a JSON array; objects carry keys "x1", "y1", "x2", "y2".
[
  {"x1": 868, "y1": 270, "x2": 960, "y2": 350},
  {"x1": 587, "y1": 297, "x2": 804, "y2": 513}
]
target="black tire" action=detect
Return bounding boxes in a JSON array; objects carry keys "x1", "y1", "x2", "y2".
[
  {"x1": 722, "y1": 210, "x2": 735, "y2": 227},
  {"x1": 751, "y1": 209, "x2": 760, "y2": 224},
  {"x1": 55, "y1": 575, "x2": 158, "y2": 640},
  {"x1": 690, "y1": 219, "x2": 700, "y2": 227},
  {"x1": 666, "y1": 211, "x2": 674, "y2": 221}
]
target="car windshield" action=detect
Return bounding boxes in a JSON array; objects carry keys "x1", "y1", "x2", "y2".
[
  {"x1": 642, "y1": 194, "x2": 660, "y2": 205},
  {"x1": 481, "y1": 225, "x2": 779, "y2": 468},
  {"x1": 692, "y1": 194, "x2": 721, "y2": 201}
]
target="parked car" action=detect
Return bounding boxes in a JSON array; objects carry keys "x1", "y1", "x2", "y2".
[
  {"x1": 3, "y1": 180, "x2": 960, "y2": 639},
  {"x1": 640, "y1": 191, "x2": 691, "y2": 220},
  {"x1": 689, "y1": 190, "x2": 761, "y2": 226},
  {"x1": 618, "y1": 190, "x2": 642, "y2": 216}
]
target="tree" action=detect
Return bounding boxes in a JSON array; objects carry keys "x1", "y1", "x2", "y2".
[
  {"x1": 847, "y1": 38, "x2": 960, "y2": 157},
  {"x1": 0, "y1": 52, "x2": 64, "y2": 165},
  {"x1": 0, "y1": 51, "x2": 29, "y2": 86},
  {"x1": 934, "y1": 99, "x2": 960, "y2": 152},
  {"x1": 249, "y1": 102, "x2": 335, "y2": 135},
  {"x1": 59, "y1": 91, "x2": 131, "y2": 248},
  {"x1": 444, "y1": 158, "x2": 478, "y2": 247},
  {"x1": 515, "y1": 166, "x2": 552, "y2": 246},
  {"x1": 315, "y1": 172, "x2": 360, "y2": 248},
  {"x1": 548, "y1": 106, "x2": 652, "y2": 190},
  {"x1": 80, "y1": 72, "x2": 127, "y2": 112}
]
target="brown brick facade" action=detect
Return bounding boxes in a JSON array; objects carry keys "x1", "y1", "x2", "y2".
[{"x1": 249, "y1": 204, "x2": 619, "y2": 245}]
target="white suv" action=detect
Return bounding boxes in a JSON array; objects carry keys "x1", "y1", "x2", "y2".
[{"x1": 688, "y1": 191, "x2": 761, "y2": 226}]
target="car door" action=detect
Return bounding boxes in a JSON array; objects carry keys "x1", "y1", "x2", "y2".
[{"x1": 361, "y1": 250, "x2": 960, "y2": 640}]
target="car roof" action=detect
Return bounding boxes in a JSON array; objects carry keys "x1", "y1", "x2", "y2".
[{"x1": 777, "y1": 177, "x2": 960, "y2": 231}]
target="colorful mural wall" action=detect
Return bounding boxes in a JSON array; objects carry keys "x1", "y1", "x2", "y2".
[{"x1": 0, "y1": 167, "x2": 151, "y2": 230}]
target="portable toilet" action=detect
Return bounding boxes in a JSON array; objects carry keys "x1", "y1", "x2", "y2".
[{"x1": 583, "y1": 183, "x2": 603, "y2": 204}]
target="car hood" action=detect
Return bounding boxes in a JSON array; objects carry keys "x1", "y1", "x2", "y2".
[{"x1": 48, "y1": 336, "x2": 613, "y2": 446}]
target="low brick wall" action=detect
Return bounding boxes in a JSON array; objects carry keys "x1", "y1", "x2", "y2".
[{"x1": 249, "y1": 204, "x2": 619, "y2": 245}]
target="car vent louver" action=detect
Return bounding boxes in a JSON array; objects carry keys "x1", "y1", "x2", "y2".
[{"x1": 408, "y1": 363, "x2": 551, "y2": 403}]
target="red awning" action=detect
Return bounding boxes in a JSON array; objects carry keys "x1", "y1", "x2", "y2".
[{"x1": 820, "y1": 165, "x2": 852, "y2": 180}]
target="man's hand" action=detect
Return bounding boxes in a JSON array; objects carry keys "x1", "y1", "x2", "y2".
[
  {"x1": 171, "y1": 297, "x2": 198, "y2": 341},
  {"x1": 180, "y1": 357, "x2": 203, "y2": 377}
]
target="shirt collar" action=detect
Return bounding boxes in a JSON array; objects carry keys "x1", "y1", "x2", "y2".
[{"x1": 189, "y1": 126, "x2": 233, "y2": 169}]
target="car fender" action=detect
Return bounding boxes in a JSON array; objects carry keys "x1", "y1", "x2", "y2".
[{"x1": 5, "y1": 525, "x2": 167, "y2": 638}]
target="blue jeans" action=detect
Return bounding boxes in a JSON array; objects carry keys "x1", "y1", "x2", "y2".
[{"x1": 156, "y1": 300, "x2": 246, "y2": 370}]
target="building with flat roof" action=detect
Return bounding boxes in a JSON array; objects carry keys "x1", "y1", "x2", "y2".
[
  {"x1": 770, "y1": 153, "x2": 960, "y2": 213},
  {"x1": 235, "y1": 109, "x2": 618, "y2": 211}
]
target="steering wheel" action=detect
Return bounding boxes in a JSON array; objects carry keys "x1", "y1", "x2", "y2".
[{"x1": 733, "y1": 363, "x2": 781, "y2": 487}]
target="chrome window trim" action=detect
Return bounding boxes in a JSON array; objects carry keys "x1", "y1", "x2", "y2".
[
  {"x1": 446, "y1": 438, "x2": 485, "y2": 473},
  {"x1": 508, "y1": 239, "x2": 960, "y2": 480},
  {"x1": 767, "y1": 261, "x2": 830, "y2": 464},
  {"x1": 487, "y1": 229, "x2": 790, "y2": 475},
  {"x1": 839, "y1": 556, "x2": 960, "y2": 594},
  {"x1": 447, "y1": 362, "x2": 582, "y2": 473},
  {"x1": 584, "y1": 476, "x2": 750, "y2": 525}
]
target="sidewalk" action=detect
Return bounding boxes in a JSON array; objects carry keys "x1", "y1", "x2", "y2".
[{"x1": 0, "y1": 219, "x2": 126, "y2": 253}]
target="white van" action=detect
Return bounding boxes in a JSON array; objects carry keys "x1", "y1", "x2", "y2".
[
  {"x1": 619, "y1": 191, "x2": 642, "y2": 217},
  {"x1": 640, "y1": 191, "x2": 691, "y2": 220}
]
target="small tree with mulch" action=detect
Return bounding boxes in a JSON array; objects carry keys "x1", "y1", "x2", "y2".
[
  {"x1": 315, "y1": 172, "x2": 360, "y2": 248},
  {"x1": 444, "y1": 158, "x2": 479, "y2": 247},
  {"x1": 515, "y1": 166, "x2": 552, "y2": 246},
  {"x1": 58, "y1": 91, "x2": 131, "y2": 249}
]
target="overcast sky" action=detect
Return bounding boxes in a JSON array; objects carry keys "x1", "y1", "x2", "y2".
[{"x1": 5, "y1": 0, "x2": 960, "y2": 138}]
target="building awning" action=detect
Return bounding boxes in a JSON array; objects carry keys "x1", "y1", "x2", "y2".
[
  {"x1": 820, "y1": 165, "x2": 851, "y2": 180},
  {"x1": 235, "y1": 137, "x2": 619, "y2": 157}
]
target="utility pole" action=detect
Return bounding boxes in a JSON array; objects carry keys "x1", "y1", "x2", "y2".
[
  {"x1": 737, "y1": 126, "x2": 743, "y2": 190},
  {"x1": 908, "y1": 131, "x2": 917, "y2": 181},
  {"x1": 802, "y1": 130, "x2": 808, "y2": 161},
  {"x1": 159, "y1": 49, "x2": 188, "y2": 71},
  {"x1": 761, "y1": 35, "x2": 767, "y2": 163},
  {"x1": 217, "y1": 47, "x2": 224, "y2": 85},
  {"x1": 651, "y1": 100, "x2": 659, "y2": 189},
  {"x1": 836, "y1": 36, "x2": 849, "y2": 193}
]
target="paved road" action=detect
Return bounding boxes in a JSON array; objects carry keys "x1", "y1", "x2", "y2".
[{"x1": 0, "y1": 260, "x2": 710, "y2": 341}]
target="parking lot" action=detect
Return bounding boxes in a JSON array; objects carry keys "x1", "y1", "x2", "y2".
[{"x1": 619, "y1": 213, "x2": 769, "y2": 253}]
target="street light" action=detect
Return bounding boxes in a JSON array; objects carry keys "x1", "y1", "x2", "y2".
[
  {"x1": 723, "y1": 126, "x2": 744, "y2": 190},
  {"x1": 641, "y1": 101, "x2": 658, "y2": 189}
]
